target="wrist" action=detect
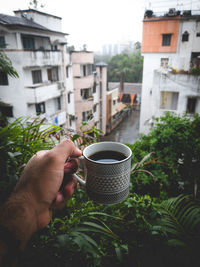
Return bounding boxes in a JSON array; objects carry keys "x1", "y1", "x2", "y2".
[{"x1": 0, "y1": 192, "x2": 38, "y2": 250}]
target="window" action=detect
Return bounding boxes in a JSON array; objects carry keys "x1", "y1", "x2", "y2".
[
  {"x1": 35, "y1": 102, "x2": 45, "y2": 115},
  {"x1": 66, "y1": 66, "x2": 69, "y2": 78},
  {"x1": 82, "y1": 110, "x2": 93, "y2": 121},
  {"x1": 68, "y1": 93, "x2": 71, "y2": 103},
  {"x1": 69, "y1": 118, "x2": 72, "y2": 127},
  {"x1": 162, "y1": 34, "x2": 172, "y2": 46},
  {"x1": 100, "y1": 82, "x2": 102, "y2": 99},
  {"x1": 0, "y1": 104, "x2": 13, "y2": 117},
  {"x1": 182, "y1": 31, "x2": 189, "y2": 42},
  {"x1": 0, "y1": 36, "x2": 6, "y2": 48},
  {"x1": 0, "y1": 70, "x2": 8, "y2": 85},
  {"x1": 160, "y1": 92, "x2": 179, "y2": 110},
  {"x1": 93, "y1": 104, "x2": 97, "y2": 113},
  {"x1": 187, "y1": 97, "x2": 197, "y2": 114},
  {"x1": 83, "y1": 65, "x2": 86, "y2": 76},
  {"x1": 32, "y1": 70, "x2": 42, "y2": 84},
  {"x1": 22, "y1": 35, "x2": 35, "y2": 50},
  {"x1": 160, "y1": 58, "x2": 169, "y2": 68},
  {"x1": 57, "y1": 97, "x2": 61, "y2": 110},
  {"x1": 81, "y1": 88, "x2": 92, "y2": 100},
  {"x1": 93, "y1": 82, "x2": 96, "y2": 93},
  {"x1": 47, "y1": 67, "x2": 59, "y2": 82}
]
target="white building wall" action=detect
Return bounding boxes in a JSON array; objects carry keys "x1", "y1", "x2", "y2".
[{"x1": 14, "y1": 11, "x2": 62, "y2": 32}]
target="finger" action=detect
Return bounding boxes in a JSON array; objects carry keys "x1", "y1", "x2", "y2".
[
  {"x1": 52, "y1": 179, "x2": 77, "y2": 209},
  {"x1": 53, "y1": 139, "x2": 82, "y2": 163},
  {"x1": 64, "y1": 158, "x2": 79, "y2": 173}
]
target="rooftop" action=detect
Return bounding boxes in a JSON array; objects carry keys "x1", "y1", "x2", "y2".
[
  {"x1": 14, "y1": 9, "x2": 62, "y2": 20},
  {"x1": 144, "y1": 8, "x2": 200, "y2": 21},
  {"x1": 108, "y1": 82, "x2": 142, "y2": 96},
  {"x1": 0, "y1": 12, "x2": 68, "y2": 35}
]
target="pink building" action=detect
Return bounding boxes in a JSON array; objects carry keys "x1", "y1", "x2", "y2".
[{"x1": 71, "y1": 51, "x2": 107, "y2": 134}]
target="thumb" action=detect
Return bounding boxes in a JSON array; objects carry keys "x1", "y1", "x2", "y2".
[{"x1": 53, "y1": 139, "x2": 82, "y2": 163}]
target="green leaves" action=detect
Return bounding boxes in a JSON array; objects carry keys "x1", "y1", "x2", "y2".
[
  {"x1": 154, "y1": 195, "x2": 200, "y2": 247},
  {"x1": 0, "y1": 51, "x2": 19, "y2": 78}
]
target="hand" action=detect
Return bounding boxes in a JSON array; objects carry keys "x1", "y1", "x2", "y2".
[{"x1": 0, "y1": 139, "x2": 82, "y2": 250}]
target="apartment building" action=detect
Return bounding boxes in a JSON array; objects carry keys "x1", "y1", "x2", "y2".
[
  {"x1": 140, "y1": 9, "x2": 200, "y2": 134},
  {"x1": 0, "y1": 9, "x2": 75, "y2": 129},
  {"x1": 71, "y1": 53, "x2": 107, "y2": 134}
]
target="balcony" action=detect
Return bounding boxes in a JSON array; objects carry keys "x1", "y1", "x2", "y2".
[
  {"x1": 25, "y1": 82, "x2": 62, "y2": 104},
  {"x1": 74, "y1": 75, "x2": 94, "y2": 89},
  {"x1": 21, "y1": 50, "x2": 62, "y2": 68}
]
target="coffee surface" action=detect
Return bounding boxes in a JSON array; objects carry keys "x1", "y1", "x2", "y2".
[{"x1": 89, "y1": 150, "x2": 126, "y2": 163}]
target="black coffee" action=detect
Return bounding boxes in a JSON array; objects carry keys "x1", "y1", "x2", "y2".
[{"x1": 89, "y1": 150, "x2": 126, "y2": 163}]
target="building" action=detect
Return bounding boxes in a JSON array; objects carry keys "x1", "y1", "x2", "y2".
[
  {"x1": 0, "y1": 9, "x2": 75, "y2": 128},
  {"x1": 71, "y1": 53, "x2": 107, "y2": 134},
  {"x1": 140, "y1": 8, "x2": 200, "y2": 134}
]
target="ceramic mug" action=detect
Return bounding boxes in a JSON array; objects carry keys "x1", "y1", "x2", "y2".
[{"x1": 72, "y1": 141, "x2": 132, "y2": 205}]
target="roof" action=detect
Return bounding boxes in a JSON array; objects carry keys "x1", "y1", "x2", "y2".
[
  {"x1": 95, "y1": 61, "x2": 108, "y2": 67},
  {"x1": 0, "y1": 13, "x2": 68, "y2": 35},
  {"x1": 0, "y1": 13, "x2": 49, "y2": 31},
  {"x1": 14, "y1": 9, "x2": 62, "y2": 20},
  {"x1": 108, "y1": 82, "x2": 142, "y2": 96}
]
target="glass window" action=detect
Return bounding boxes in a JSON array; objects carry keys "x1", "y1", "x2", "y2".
[
  {"x1": 187, "y1": 98, "x2": 197, "y2": 114},
  {"x1": 22, "y1": 35, "x2": 35, "y2": 50},
  {"x1": 182, "y1": 31, "x2": 189, "y2": 42},
  {"x1": 57, "y1": 97, "x2": 61, "y2": 110},
  {"x1": 35, "y1": 102, "x2": 45, "y2": 115},
  {"x1": 32, "y1": 70, "x2": 42, "y2": 84},
  {"x1": 66, "y1": 66, "x2": 69, "y2": 78},
  {"x1": 0, "y1": 36, "x2": 6, "y2": 48},
  {"x1": 161, "y1": 58, "x2": 169, "y2": 68},
  {"x1": 162, "y1": 34, "x2": 172, "y2": 46},
  {"x1": 68, "y1": 93, "x2": 71, "y2": 103},
  {"x1": 160, "y1": 92, "x2": 179, "y2": 110},
  {"x1": 0, "y1": 70, "x2": 8, "y2": 85},
  {"x1": 0, "y1": 104, "x2": 13, "y2": 117}
]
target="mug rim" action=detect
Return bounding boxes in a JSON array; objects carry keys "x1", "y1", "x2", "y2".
[{"x1": 83, "y1": 141, "x2": 132, "y2": 165}]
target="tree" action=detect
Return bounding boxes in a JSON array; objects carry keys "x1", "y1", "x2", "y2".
[
  {"x1": 107, "y1": 51, "x2": 143, "y2": 84},
  {"x1": 0, "y1": 52, "x2": 18, "y2": 78},
  {"x1": 129, "y1": 112, "x2": 200, "y2": 197},
  {"x1": 29, "y1": 0, "x2": 45, "y2": 9}
]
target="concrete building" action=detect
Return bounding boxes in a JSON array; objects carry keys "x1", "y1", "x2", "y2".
[
  {"x1": 140, "y1": 9, "x2": 200, "y2": 134},
  {"x1": 71, "y1": 53, "x2": 107, "y2": 134},
  {"x1": 0, "y1": 9, "x2": 75, "y2": 129}
]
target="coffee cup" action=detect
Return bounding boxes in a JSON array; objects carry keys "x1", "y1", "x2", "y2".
[{"x1": 72, "y1": 141, "x2": 132, "y2": 205}]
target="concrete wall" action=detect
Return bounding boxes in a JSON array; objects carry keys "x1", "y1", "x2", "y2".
[{"x1": 14, "y1": 10, "x2": 62, "y2": 32}]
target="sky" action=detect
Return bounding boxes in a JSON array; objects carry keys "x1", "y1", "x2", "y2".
[{"x1": 1, "y1": 0, "x2": 200, "y2": 52}]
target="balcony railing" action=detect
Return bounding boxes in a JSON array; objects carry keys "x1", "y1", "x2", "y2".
[
  {"x1": 25, "y1": 82, "x2": 62, "y2": 103},
  {"x1": 21, "y1": 50, "x2": 62, "y2": 67}
]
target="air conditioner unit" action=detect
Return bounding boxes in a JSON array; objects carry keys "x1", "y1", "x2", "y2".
[{"x1": 168, "y1": 8, "x2": 177, "y2": 16}]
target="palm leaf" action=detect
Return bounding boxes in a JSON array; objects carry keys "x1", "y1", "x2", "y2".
[{"x1": 154, "y1": 195, "x2": 200, "y2": 246}]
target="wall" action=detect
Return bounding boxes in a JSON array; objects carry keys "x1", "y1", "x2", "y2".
[
  {"x1": 142, "y1": 17, "x2": 180, "y2": 53},
  {"x1": 14, "y1": 10, "x2": 62, "y2": 33}
]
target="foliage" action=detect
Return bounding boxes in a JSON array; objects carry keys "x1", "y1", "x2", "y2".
[
  {"x1": 107, "y1": 51, "x2": 143, "y2": 83},
  {"x1": 0, "y1": 51, "x2": 19, "y2": 78},
  {"x1": 128, "y1": 112, "x2": 200, "y2": 197},
  {"x1": 190, "y1": 67, "x2": 200, "y2": 75},
  {"x1": 1, "y1": 115, "x2": 200, "y2": 267},
  {"x1": 29, "y1": 0, "x2": 45, "y2": 9},
  {"x1": 154, "y1": 194, "x2": 200, "y2": 247},
  {"x1": 0, "y1": 117, "x2": 59, "y2": 201}
]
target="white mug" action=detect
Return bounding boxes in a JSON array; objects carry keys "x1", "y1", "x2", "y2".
[{"x1": 73, "y1": 141, "x2": 132, "y2": 205}]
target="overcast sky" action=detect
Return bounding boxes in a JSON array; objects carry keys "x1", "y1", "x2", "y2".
[{"x1": 1, "y1": 0, "x2": 200, "y2": 52}]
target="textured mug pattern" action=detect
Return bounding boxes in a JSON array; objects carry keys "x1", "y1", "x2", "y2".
[{"x1": 85, "y1": 157, "x2": 131, "y2": 204}]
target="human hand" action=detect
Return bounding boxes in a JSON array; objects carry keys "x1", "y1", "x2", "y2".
[{"x1": 0, "y1": 139, "x2": 82, "y2": 249}]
